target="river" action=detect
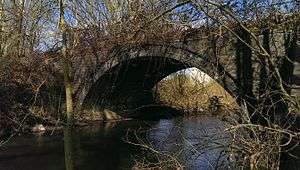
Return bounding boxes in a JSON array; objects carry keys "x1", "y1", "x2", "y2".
[{"x1": 0, "y1": 115, "x2": 237, "y2": 170}]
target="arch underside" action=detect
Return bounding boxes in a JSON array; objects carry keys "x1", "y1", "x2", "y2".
[{"x1": 78, "y1": 45, "x2": 237, "y2": 112}]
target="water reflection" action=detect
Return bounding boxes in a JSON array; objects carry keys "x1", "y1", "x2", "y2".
[
  {"x1": 148, "y1": 117, "x2": 231, "y2": 169},
  {"x1": 0, "y1": 116, "x2": 232, "y2": 170},
  {"x1": 63, "y1": 125, "x2": 75, "y2": 170}
]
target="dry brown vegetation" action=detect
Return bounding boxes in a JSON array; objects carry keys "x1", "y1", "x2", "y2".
[
  {"x1": 0, "y1": 0, "x2": 188, "y2": 137},
  {"x1": 154, "y1": 72, "x2": 237, "y2": 114},
  {"x1": 0, "y1": 0, "x2": 299, "y2": 169}
]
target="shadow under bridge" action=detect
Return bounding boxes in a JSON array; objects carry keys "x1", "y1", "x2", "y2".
[{"x1": 82, "y1": 56, "x2": 193, "y2": 115}]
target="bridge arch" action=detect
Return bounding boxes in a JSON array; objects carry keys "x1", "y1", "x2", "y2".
[{"x1": 77, "y1": 44, "x2": 237, "y2": 111}]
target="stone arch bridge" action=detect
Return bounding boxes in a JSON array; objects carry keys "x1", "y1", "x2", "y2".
[
  {"x1": 72, "y1": 44, "x2": 235, "y2": 111},
  {"x1": 70, "y1": 39, "x2": 299, "y2": 113}
]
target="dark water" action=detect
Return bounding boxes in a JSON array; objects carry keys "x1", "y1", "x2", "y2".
[{"x1": 0, "y1": 116, "x2": 232, "y2": 170}]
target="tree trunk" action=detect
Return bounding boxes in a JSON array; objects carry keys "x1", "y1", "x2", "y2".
[
  {"x1": 19, "y1": 0, "x2": 25, "y2": 56},
  {"x1": 14, "y1": 0, "x2": 25, "y2": 56},
  {"x1": 235, "y1": 36, "x2": 242, "y2": 102},
  {"x1": 0, "y1": 0, "x2": 4, "y2": 57},
  {"x1": 59, "y1": 0, "x2": 74, "y2": 123}
]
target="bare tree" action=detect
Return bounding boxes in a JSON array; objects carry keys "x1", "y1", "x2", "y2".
[{"x1": 59, "y1": 0, "x2": 74, "y2": 123}]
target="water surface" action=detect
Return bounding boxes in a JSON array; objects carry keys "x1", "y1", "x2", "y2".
[{"x1": 0, "y1": 116, "x2": 232, "y2": 170}]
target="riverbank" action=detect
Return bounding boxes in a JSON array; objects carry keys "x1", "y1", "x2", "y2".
[
  {"x1": 0, "y1": 105, "x2": 173, "y2": 139},
  {"x1": 0, "y1": 107, "x2": 100, "y2": 139},
  {"x1": 0, "y1": 96, "x2": 239, "y2": 141}
]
